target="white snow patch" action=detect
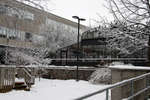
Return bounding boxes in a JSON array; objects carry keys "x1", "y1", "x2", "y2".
[
  {"x1": 24, "y1": 65, "x2": 95, "y2": 70},
  {"x1": 25, "y1": 64, "x2": 76, "y2": 68},
  {"x1": 109, "y1": 63, "x2": 150, "y2": 70},
  {"x1": 111, "y1": 61, "x2": 126, "y2": 65},
  {"x1": 89, "y1": 68, "x2": 111, "y2": 84},
  {"x1": 15, "y1": 78, "x2": 24, "y2": 82},
  {"x1": 0, "y1": 78, "x2": 109, "y2": 100}
]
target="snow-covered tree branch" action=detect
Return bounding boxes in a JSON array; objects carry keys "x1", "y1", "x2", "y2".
[{"x1": 107, "y1": 0, "x2": 150, "y2": 27}]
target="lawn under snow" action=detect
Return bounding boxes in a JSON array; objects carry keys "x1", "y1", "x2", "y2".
[{"x1": 0, "y1": 78, "x2": 109, "y2": 100}]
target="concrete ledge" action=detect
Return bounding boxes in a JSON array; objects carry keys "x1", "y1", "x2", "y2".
[
  {"x1": 111, "y1": 65, "x2": 150, "y2": 100},
  {"x1": 110, "y1": 65, "x2": 150, "y2": 71}
]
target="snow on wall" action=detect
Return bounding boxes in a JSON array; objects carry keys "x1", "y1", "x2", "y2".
[
  {"x1": 109, "y1": 62, "x2": 150, "y2": 70},
  {"x1": 89, "y1": 68, "x2": 111, "y2": 84}
]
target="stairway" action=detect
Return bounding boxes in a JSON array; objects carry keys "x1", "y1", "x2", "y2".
[
  {"x1": 15, "y1": 67, "x2": 35, "y2": 91},
  {"x1": 13, "y1": 82, "x2": 27, "y2": 90}
]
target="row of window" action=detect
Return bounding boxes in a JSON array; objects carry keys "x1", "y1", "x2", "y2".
[
  {"x1": 0, "y1": 26, "x2": 46, "y2": 45},
  {"x1": 46, "y1": 18, "x2": 78, "y2": 34},
  {"x1": 0, "y1": 26, "x2": 25, "y2": 40},
  {"x1": 0, "y1": 26, "x2": 35, "y2": 42},
  {"x1": 45, "y1": 18, "x2": 78, "y2": 42},
  {"x1": 0, "y1": 4, "x2": 34, "y2": 20}
]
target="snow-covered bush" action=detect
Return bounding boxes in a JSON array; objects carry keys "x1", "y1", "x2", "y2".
[
  {"x1": 89, "y1": 68, "x2": 111, "y2": 84},
  {"x1": 5, "y1": 48, "x2": 51, "y2": 65}
]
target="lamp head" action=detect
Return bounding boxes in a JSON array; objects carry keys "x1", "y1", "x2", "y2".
[
  {"x1": 72, "y1": 16, "x2": 86, "y2": 21},
  {"x1": 72, "y1": 16, "x2": 79, "y2": 19},
  {"x1": 80, "y1": 18, "x2": 86, "y2": 21}
]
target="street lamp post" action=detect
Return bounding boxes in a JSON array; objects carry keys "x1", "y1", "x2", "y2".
[{"x1": 72, "y1": 16, "x2": 86, "y2": 81}]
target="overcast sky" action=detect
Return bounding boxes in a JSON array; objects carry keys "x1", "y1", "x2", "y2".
[{"x1": 47, "y1": 0, "x2": 113, "y2": 27}]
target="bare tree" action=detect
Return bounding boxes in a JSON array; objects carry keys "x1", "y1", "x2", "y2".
[
  {"x1": 38, "y1": 22, "x2": 76, "y2": 52},
  {"x1": 107, "y1": 0, "x2": 150, "y2": 27},
  {"x1": 101, "y1": 0, "x2": 150, "y2": 59},
  {"x1": 17, "y1": 0, "x2": 51, "y2": 11},
  {"x1": 82, "y1": 20, "x2": 148, "y2": 58}
]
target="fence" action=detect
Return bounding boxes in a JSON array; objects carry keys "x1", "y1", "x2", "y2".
[
  {"x1": 75, "y1": 72, "x2": 150, "y2": 100},
  {"x1": 0, "y1": 66, "x2": 16, "y2": 92}
]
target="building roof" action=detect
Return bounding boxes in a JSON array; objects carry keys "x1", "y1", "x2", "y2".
[{"x1": 13, "y1": 0, "x2": 87, "y2": 29}]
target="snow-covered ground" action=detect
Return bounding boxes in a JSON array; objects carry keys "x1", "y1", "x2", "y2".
[{"x1": 0, "y1": 78, "x2": 109, "y2": 100}]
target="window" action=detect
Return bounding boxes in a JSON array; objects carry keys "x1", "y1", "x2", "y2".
[
  {"x1": 0, "y1": 5, "x2": 7, "y2": 14},
  {"x1": 0, "y1": 27, "x2": 6, "y2": 38},
  {"x1": 0, "y1": 48, "x2": 5, "y2": 64},
  {"x1": 0, "y1": 26, "x2": 26, "y2": 40},
  {"x1": 21, "y1": 10, "x2": 34, "y2": 20},
  {"x1": 8, "y1": 29, "x2": 17, "y2": 39},
  {"x1": 25, "y1": 32, "x2": 32, "y2": 42},
  {"x1": 46, "y1": 18, "x2": 53, "y2": 25},
  {"x1": 18, "y1": 31, "x2": 25, "y2": 41},
  {"x1": 32, "y1": 34, "x2": 45, "y2": 45},
  {"x1": 0, "y1": 4, "x2": 34, "y2": 20}
]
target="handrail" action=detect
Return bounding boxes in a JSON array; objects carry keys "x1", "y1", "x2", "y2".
[
  {"x1": 23, "y1": 68, "x2": 32, "y2": 78},
  {"x1": 125, "y1": 86, "x2": 150, "y2": 100},
  {"x1": 24, "y1": 67, "x2": 32, "y2": 75},
  {"x1": 22, "y1": 68, "x2": 34, "y2": 88},
  {"x1": 75, "y1": 72, "x2": 150, "y2": 100}
]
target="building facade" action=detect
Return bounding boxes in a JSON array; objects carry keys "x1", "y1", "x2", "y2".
[{"x1": 0, "y1": 0, "x2": 87, "y2": 49}]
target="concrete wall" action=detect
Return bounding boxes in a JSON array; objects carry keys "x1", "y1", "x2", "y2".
[
  {"x1": 42, "y1": 67, "x2": 96, "y2": 81},
  {"x1": 111, "y1": 68, "x2": 150, "y2": 100}
]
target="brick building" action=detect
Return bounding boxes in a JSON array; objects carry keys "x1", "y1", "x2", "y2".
[{"x1": 0, "y1": 0, "x2": 87, "y2": 49}]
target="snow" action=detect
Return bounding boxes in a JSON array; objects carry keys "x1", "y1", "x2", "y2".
[
  {"x1": 82, "y1": 24, "x2": 148, "y2": 58},
  {"x1": 0, "y1": 78, "x2": 109, "y2": 100},
  {"x1": 25, "y1": 65, "x2": 96, "y2": 70},
  {"x1": 109, "y1": 62, "x2": 150, "y2": 70},
  {"x1": 15, "y1": 78, "x2": 24, "y2": 82},
  {"x1": 89, "y1": 68, "x2": 111, "y2": 84},
  {"x1": 0, "y1": 65, "x2": 16, "y2": 68},
  {"x1": 25, "y1": 64, "x2": 77, "y2": 68}
]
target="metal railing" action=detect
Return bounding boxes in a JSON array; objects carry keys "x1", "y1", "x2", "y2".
[
  {"x1": 22, "y1": 68, "x2": 35, "y2": 89},
  {"x1": 75, "y1": 72, "x2": 150, "y2": 100},
  {"x1": 52, "y1": 58, "x2": 147, "y2": 64},
  {"x1": 52, "y1": 58, "x2": 147, "y2": 61}
]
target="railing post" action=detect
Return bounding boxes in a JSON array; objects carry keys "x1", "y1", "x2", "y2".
[
  {"x1": 131, "y1": 80, "x2": 134, "y2": 100},
  {"x1": 106, "y1": 89, "x2": 109, "y2": 100},
  {"x1": 146, "y1": 75, "x2": 149, "y2": 100}
]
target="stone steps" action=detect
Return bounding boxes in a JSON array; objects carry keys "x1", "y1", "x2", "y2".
[{"x1": 13, "y1": 82, "x2": 27, "y2": 90}]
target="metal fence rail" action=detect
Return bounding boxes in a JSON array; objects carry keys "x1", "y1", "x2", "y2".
[
  {"x1": 52, "y1": 58, "x2": 147, "y2": 61},
  {"x1": 74, "y1": 72, "x2": 150, "y2": 100}
]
